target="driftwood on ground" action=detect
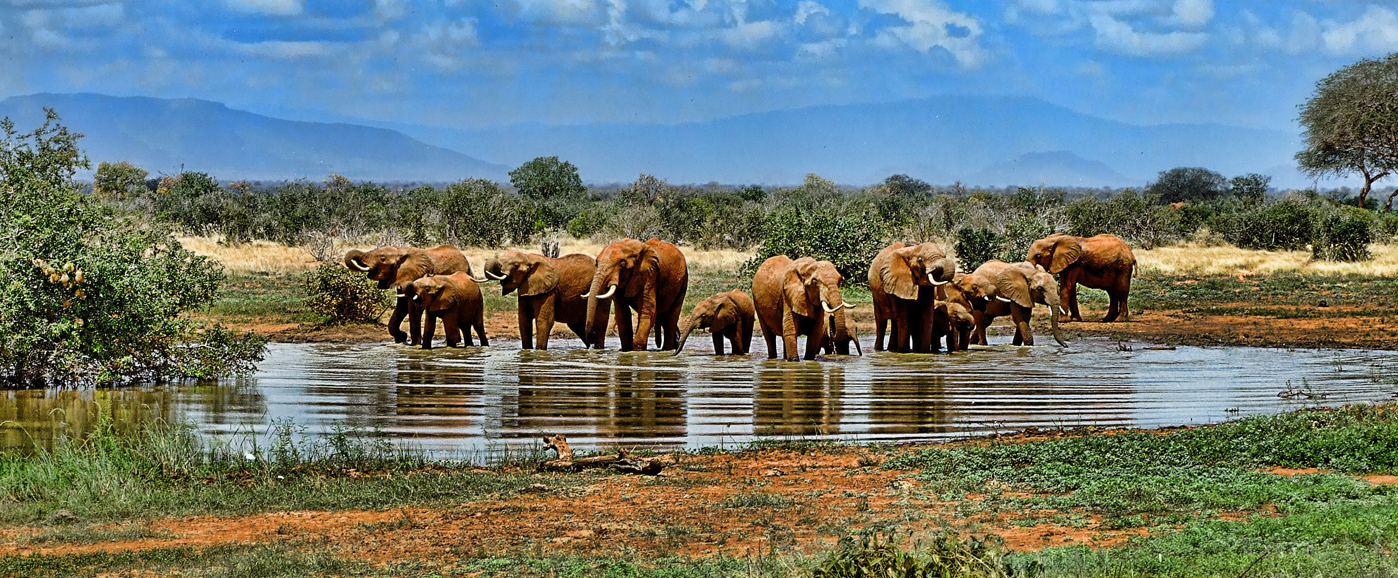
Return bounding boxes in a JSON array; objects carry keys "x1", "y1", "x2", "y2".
[{"x1": 540, "y1": 435, "x2": 665, "y2": 475}]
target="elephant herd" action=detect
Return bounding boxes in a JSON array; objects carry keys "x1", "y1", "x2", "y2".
[{"x1": 343, "y1": 233, "x2": 1137, "y2": 360}]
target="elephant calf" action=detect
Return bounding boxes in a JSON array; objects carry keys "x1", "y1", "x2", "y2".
[
  {"x1": 406, "y1": 273, "x2": 488, "y2": 350},
  {"x1": 674, "y1": 290, "x2": 756, "y2": 356}
]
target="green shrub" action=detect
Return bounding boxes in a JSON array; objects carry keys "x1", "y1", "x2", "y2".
[
  {"x1": 1221, "y1": 199, "x2": 1319, "y2": 251},
  {"x1": 301, "y1": 263, "x2": 393, "y2": 324},
  {"x1": 815, "y1": 531, "x2": 1034, "y2": 578},
  {"x1": 0, "y1": 110, "x2": 265, "y2": 386},
  {"x1": 566, "y1": 205, "x2": 612, "y2": 240},
  {"x1": 441, "y1": 179, "x2": 540, "y2": 248},
  {"x1": 743, "y1": 203, "x2": 888, "y2": 284},
  {"x1": 954, "y1": 227, "x2": 1001, "y2": 272},
  {"x1": 1313, "y1": 205, "x2": 1377, "y2": 261},
  {"x1": 999, "y1": 215, "x2": 1053, "y2": 263}
]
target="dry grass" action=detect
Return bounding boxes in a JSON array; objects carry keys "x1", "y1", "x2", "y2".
[
  {"x1": 179, "y1": 235, "x2": 754, "y2": 275},
  {"x1": 177, "y1": 236, "x2": 320, "y2": 275},
  {"x1": 1137, "y1": 243, "x2": 1398, "y2": 277}
]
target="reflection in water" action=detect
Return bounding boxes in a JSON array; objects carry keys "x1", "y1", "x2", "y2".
[
  {"x1": 4, "y1": 339, "x2": 1398, "y2": 459},
  {"x1": 754, "y1": 363, "x2": 843, "y2": 436}
]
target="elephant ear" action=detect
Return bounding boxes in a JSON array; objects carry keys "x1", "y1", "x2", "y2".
[
  {"x1": 881, "y1": 248, "x2": 919, "y2": 301},
  {"x1": 710, "y1": 295, "x2": 738, "y2": 334},
  {"x1": 1049, "y1": 237, "x2": 1083, "y2": 274},
  {"x1": 994, "y1": 267, "x2": 1034, "y2": 309},
  {"x1": 784, "y1": 261, "x2": 816, "y2": 318},
  {"x1": 395, "y1": 252, "x2": 429, "y2": 287},
  {"x1": 520, "y1": 255, "x2": 558, "y2": 297},
  {"x1": 624, "y1": 243, "x2": 660, "y2": 299}
]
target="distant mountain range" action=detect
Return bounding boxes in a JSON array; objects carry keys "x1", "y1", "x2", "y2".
[
  {"x1": 0, "y1": 93, "x2": 1322, "y2": 189},
  {"x1": 0, "y1": 94, "x2": 509, "y2": 182}
]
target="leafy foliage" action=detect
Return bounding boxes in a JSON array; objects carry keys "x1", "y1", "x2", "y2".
[
  {"x1": 1296, "y1": 53, "x2": 1398, "y2": 208},
  {"x1": 0, "y1": 110, "x2": 265, "y2": 386},
  {"x1": 301, "y1": 263, "x2": 393, "y2": 324},
  {"x1": 1147, "y1": 167, "x2": 1230, "y2": 205},
  {"x1": 954, "y1": 228, "x2": 1000, "y2": 272},
  {"x1": 92, "y1": 161, "x2": 148, "y2": 199},
  {"x1": 1313, "y1": 205, "x2": 1378, "y2": 261},
  {"x1": 743, "y1": 175, "x2": 889, "y2": 283}
]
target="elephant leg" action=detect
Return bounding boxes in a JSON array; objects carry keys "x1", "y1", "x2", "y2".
[
  {"x1": 567, "y1": 321, "x2": 587, "y2": 346},
  {"x1": 803, "y1": 318, "x2": 824, "y2": 361},
  {"x1": 914, "y1": 309, "x2": 935, "y2": 354},
  {"x1": 517, "y1": 304, "x2": 534, "y2": 350},
  {"x1": 421, "y1": 312, "x2": 437, "y2": 350},
  {"x1": 1012, "y1": 306, "x2": 1033, "y2": 346},
  {"x1": 891, "y1": 302, "x2": 912, "y2": 353},
  {"x1": 408, "y1": 302, "x2": 426, "y2": 346},
  {"x1": 446, "y1": 313, "x2": 465, "y2": 347},
  {"x1": 534, "y1": 296, "x2": 554, "y2": 350},
  {"x1": 474, "y1": 309, "x2": 489, "y2": 347},
  {"x1": 1106, "y1": 273, "x2": 1131, "y2": 322},
  {"x1": 388, "y1": 297, "x2": 410, "y2": 343},
  {"x1": 782, "y1": 312, "x2": 801, "y2": 362},
  {"x1": 616, "y1": 305, "x2": 635, "y2": 352},
  {"x1": 665, "y1": 305, "x2": 684, "y2": 351},
  {"x1": 739, "y1": 319, "x2": 753, "y2": 355},
  {"x1": 762, "y1": 320, "x2": 778, "y2": 360},
  {"x1": 973, "y1": 311, "x2": 990, "y2": 346},
  {"x1": 712, "y1": 331, "x2": 725, "y2": 356},
  {"x1": 874, "y1": 312, "x2": 886, "y2": 352}
]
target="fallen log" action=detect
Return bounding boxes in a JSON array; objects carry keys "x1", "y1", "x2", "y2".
[{"x1": 540, "y1": 435, "x2": 665, "y2": 475}]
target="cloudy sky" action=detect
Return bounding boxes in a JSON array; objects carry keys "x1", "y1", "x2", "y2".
[{"x1": 5, "y1": 0, "x2": 1397, "y2": 131}]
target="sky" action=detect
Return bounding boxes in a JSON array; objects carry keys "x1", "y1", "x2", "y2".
[{"x1": 4, "y1": 0, "x2": 1398, "y2": 132}]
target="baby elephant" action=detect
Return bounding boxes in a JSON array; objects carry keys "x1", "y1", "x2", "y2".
[
  {"x1": 407, "y1": 273, "x2": 488, "y2": 349},
  {"x1": 674, "y1": 290, "x2": 755, "y2": 356}
]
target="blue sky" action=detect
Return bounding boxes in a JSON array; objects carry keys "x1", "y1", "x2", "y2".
[{"x1": 5, "y1": 0, "x2": 1398, "y2": 131}]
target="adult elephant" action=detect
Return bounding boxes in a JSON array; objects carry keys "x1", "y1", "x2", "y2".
[
  {"x1": 1026, "y1": 233, "x2": 1135, "y2": 322},
  {"x1": 967, "y1": 260, "x2": 1067, "y2": 347},
  {"x1": 868, "y1": 241, "x2": 957, "y2": 352},
  {"x1": 753, "y1": 256, "x2": 854, "y2": 361},
  {"x1": 674, "y1": 290, "x2": 755, "y2": 356},
  {"x1": 484, "y1": 250, "x2": 607, "y2": 350},
  {"x1": 344, "y1": 245, "x2": 481, "y2": 345},
  {"x1": 582, "y1": 238, "x2": 689, "y2": 351}
]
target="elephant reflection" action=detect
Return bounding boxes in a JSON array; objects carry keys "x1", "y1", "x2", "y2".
[
  {"x1": 867, "y1": 364, "x2": 954, "y2": 436},
  {"x1": 511, "y1": 353, "x2": 686, "y2": 445},
  {"x1": 753, "y1": 363, "x2": 844, "y2": 436}
]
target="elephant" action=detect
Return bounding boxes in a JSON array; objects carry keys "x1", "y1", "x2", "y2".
[
  {"x1": 405, "y1": 272, "x2": 488, "y2": 349},
  {"x1": 966, "y1": 260, "x2": 1067, "y2": 347},
  {"x1": 752, "y1": 256, "x2": 854, "y2": 361},
  {"x1": 583, "y1": 238, "x2": 689, "y2": 352},
  {"x1": 820, "y1": 306, "x2": 864, "y2": 356},
  {"x1": 483, "y1": 250, "x2": 608, "y2": 350},
  {"x1": 673, "y1": 290, "x2": 755, "y2": 356},
  {"x1": 868, "y1": 241, "x2": 957, "y2": 353},
  {"x1": 344, "y1": 245, "x2": 481, "y2": 345},
  {"x1": 1026, "y1": 233, "x2": 1136, "y2": 322},
  {"x1": 932, "y1": 299, "x2": 975, "y2": 352}
]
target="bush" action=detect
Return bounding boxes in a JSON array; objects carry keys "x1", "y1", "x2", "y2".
[
  {"x1": 1313, "y1": 205, "x2": 1377, "y2": 261},
  {"x1": 999, "y1": 215, "x2": 1053, "y2": 263},
  {"x1": 743, "y1": 202, "x2": 888, "y2": 284},
  {"x1": 954, "y1": 227, "x2": 1001, "y2": 272},
  {"x1": 0, "y1": 110, "x2": 265, "y2": 386},
  {"x1": 302, "y1": 263, "x2": 393, "y2": 324},
  {"x1": 1221, "y1": 199, "x2": 1319, "y2": 251},
  {"x1": 566, "y1": 205, "x2": 612, "y2": 240},
  {"x1": 441, "y1": 179, "x2": 540, "y2": 248}
]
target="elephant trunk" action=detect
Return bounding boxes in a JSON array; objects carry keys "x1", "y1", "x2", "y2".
[
  {"x1": 673, "y1": 318, "x2": 696, "y2": 356},
  {"x1": 583, "y1": 271, "x2": 615, "y2": 348},
  {"x1": 344, "y1": 250, "x2": 369, "y2": 271},
  {"x1": 1050, "y1": 306, "x2": 1067, "y2": 347}
]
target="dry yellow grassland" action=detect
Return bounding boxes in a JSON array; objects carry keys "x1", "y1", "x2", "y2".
[{"x1": 180, "y1": 235, "x2": 1398, "y2": 278}]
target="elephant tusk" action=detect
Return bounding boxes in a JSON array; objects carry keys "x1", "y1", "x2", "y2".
[
  {"x1": 471, "y1": 275, "x2": 489, "y2": 283},
  {"x1": 350, "y1": 259, "x2": 370, "y2": 272},
  {"x1": 995, "y1": 296, "x2": 1013, "y2": 303},
  {"x1": 821, "y1": 300, "x2": 839, "y2": 314},
  {"x1": 396, "y1": 292, "x2": 407, "y2": 299},
  {"x1": 485, "y1": 270, "x2": 507, "y2": 280},
  {"x1": 928, "y1": 274, "x2": 948, "y2": 286},
  {"x1": 595, "y1": 284, "x2": 617, "y2": 300},
  {"x1": 580, "y1": 292, "x2": 592, "y2": 298},
  {"x1": 841, "y1": 302, "x2": 857, "y2": 310}
]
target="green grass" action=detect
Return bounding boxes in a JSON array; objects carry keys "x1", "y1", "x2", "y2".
[
  {"x1": 0, "y1": 542, "x2": 369, "y2": 578},
  {"x1": 208, "y1": 273, "x2": 321, "y2": 324},
  {"x1": 0, "y1": 418, "x2": 578, "y2": 525},
  {"x1": 884, "y1": 404, "x2": 1398, "y2": 527}
]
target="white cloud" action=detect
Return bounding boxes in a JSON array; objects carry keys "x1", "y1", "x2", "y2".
[
  {"x1": 375, "y1": 0, "x2": 407, "y2": 20},
  {"x1": 514, "y1": 0, "x2": 599, "y2": 23},
  {"x1": 858, "y1": 0, "x2": 988, "y2": 68},
  {"x1": 223, "y1": 0, "x2": 302, "y2": 16},
  {"x1": 795, "y1": 0, "x2": 830, "y2": 25},
  {"x1": 796, "y1": 38, "x2": 846, "y2": 59},
  {"x1": 1089, "y1": 12, "x2": 1206, "y2": 56},
  {"x1": 1169, "y1": 0, "x2": 1212, "y2": 28},
  {"x1": 1322, "y1": 6, "x2": 1398, "y2": 54},
  {"x1": 236, "y1": 40, "x2": 334, "y2": 58},
  {"x1": 719, "y1": 19, "x2": 781, "y2": 49}
]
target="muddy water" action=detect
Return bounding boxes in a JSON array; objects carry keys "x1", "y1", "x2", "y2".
[{"x1": 4, "y1": 338, "x2": 1397, "y2": 458}]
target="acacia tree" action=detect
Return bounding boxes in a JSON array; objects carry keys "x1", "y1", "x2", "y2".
[{"x1": 1297, "y1": 53, "x2": 1398, "y2": 210}]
